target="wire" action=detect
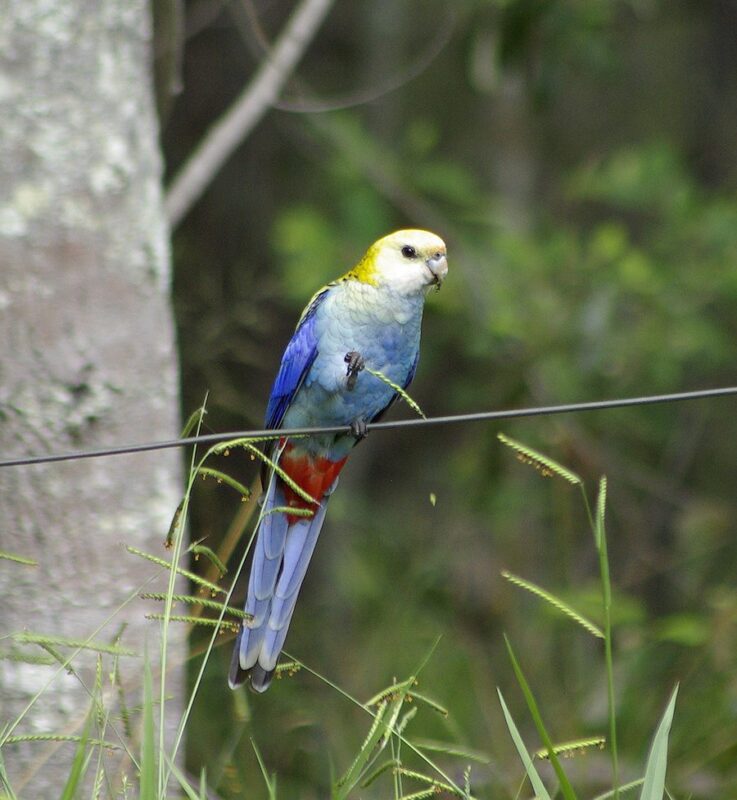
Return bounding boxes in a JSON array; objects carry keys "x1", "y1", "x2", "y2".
[{"x1": 2, "y1": 385, "x2": 735, "y2": 470}]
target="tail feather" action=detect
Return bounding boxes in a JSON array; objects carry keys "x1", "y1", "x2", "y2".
[
  {"x1": 248, "y1": 663, "x2": 274, "y2": 692},
  {"x1": 259, "y1": 625, "x2": 292, "y2": 675},
  {"x1": 228, "y1": 639, "x2": 247, "y2": 688},
  {"x1": 228, "y1": 474, "x2": 332, "y2": 692},
  {"x1": 228, "y1": 479, "x2": 287, "y2": 689},
  {"x1": 258, "y1": 501, "x2": 329, "y2": 672},
  {"x1": 251, "y1": 499, "x2": 288, "y2": 602},
  {"x1": 238, "y1": 603, "x2": 268, "y2": 668},
  {"x1": 274, "y1": 505, "x2": 327, "y2": 608}
]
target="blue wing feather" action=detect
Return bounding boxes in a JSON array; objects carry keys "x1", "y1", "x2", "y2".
[{"x1": 264, "y1": 288, "x2": 328, "y2": 430}]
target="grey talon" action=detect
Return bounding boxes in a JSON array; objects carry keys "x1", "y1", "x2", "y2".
[{"x1": 344, "y1": 350, "x2": 365, "y2": 391}]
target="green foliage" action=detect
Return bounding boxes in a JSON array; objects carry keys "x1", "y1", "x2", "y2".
[
  {"x1": 0, "y1": 424, "x2": 692, "y2": 800},
  {"x1": 327, "y1": 662, "x2": 473, "y2": 800},
  {"x1": 272, "y1": 206, "x2": 344, "y2": 303},
  {"x1": 160, "y1": 0, "x2": 737, "y2": 796},
  {"x1": 496, "y1": 444, "x2": 682, "y2": 800}
]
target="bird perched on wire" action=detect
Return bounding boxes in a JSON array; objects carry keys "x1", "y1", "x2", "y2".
[{"x1": 229, "y1": 229, "x2": 448, "y2": 692}]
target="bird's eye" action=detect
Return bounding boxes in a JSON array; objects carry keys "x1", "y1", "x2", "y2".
[{"x1": 401, "y1": 245, "x2": 417, "y2": 259}]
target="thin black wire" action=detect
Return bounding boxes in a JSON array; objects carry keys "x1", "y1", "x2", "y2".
[{"x1": 1, "y1": 385, "x2": 735, "y2": 470}]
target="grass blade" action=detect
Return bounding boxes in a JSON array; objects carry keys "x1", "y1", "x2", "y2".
[
  {"x1": 498, "y1": 434, "x2": 582, "y2": 484},
  {"x1": 180, "y1": 404, "x2": 207, "y2": 438},
  {"x1": 164, "y1": 498, "x2": 186, "y2": 549},
  {"x1": 365, "y1": 367, "x2": 426, "y2": 418},
  {"x1": 0, "y1": 750, "x2": 19, "y2": 800},
  {"x1": 126, "y1": 545, "x2": 225, "y2": 596},
  {"x1": 0, "y1": 551, "x2": 37, "y2": 566},
  {"x1": 142, "y1": 613, "x2": 240, "y2": 633},
  {"x1": 533, "y1": 736, "x2": 606, "y2": 760},
  {"x1": 497, "y1": 688, "x2": 552, "y2": 800},
  {"x1": 639, "y1": 686, "x2": 678, "y2": 800},
  {"x1": 414, "y1": 740, "x2": 490, "y2": 764},
  {"x1": 59, "y1": 706, "x2": 93, "y2": 800},
  {"x1": 396, "y1": 790, "x2": 439, "y2": 800},
  {"x1": 334, "y1": 700, "x2": 390, "y2": 797},
  {"x1": 189, "y1": 542, "x2": 229, "y2": 576},
  {"x1": 594, "y1": 476, "x2": 620, "y2": 796},
  {"x1": 501, "y1": 570, "x2": 604, "y2": 638},
  {"x1": 195, "y1": 467, "x2": 251, "y2": 499},
  {"x1": 163, "y1": 751, "x2": 209, "y2": 800},
  {"x1": 251, "y1": 737, "x2": 278, "y2": 800},
  {"x1": 11, "y1": 632, "x2": 136, "y2": 657},
  {"x1": 593, "y1": 779, "x2": 645, "y2": 799},
  {"x1": 394, "y1": 766, "x2": 459, "y2": 796},
  {"x1": 139, "y1": 592, "x2": 251, "y2": 619},
  {"x1": 140, "y1": 650, "x2": 157, "y2": 800},
  {"x1": 504, "y1": 635, "x2": 578, "y2": 800},
  {"x1": 360, "y1": 758, "x2": 400, "y2": 788},
  {"x1": 1, "y1": 734, "x2": 117, "y2": 747}
]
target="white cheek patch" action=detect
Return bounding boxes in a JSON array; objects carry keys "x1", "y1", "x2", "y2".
[{"x1": 374, "y1": 251, "x2": 426, "y2": 294}]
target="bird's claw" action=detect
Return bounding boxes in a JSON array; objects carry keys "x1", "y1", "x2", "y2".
[
  {"x1": 344, "y1": 350, "x2": 365, "y2": 391},
  {"x1": 350, "y1": 418, "x2": 368, "y2": 441}
]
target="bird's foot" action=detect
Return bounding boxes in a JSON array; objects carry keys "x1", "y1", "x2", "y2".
[
  {"x1": 350, "y1": 417, "x2": 368, "y2": 441},
  {"x1": 344, "y1": 350, "x2": 365, "y2": 391}
]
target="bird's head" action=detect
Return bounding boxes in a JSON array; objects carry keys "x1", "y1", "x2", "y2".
[{"x1": 348, "y1": 229, "x2": 448, "y2": 295}]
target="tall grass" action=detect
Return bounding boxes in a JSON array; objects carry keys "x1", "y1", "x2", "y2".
[
  {"x1": 496, "y1": 434, "x2": 678, "y2": 800},
  {"x1": 0, "y1": 431, "x2": 681, "y2": 798}
]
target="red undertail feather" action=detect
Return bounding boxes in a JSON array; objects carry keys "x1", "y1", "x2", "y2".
[{"x1": 279, "y1": 440, "x2": 347, "y2": 523}]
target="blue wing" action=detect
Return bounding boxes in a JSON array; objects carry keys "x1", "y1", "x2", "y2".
[
  {"x1": 264, "y1": 288, "x2": 328, "y2": 430},
  {"x1": 369, "y1": 349, "x2": 420, "y2": 423}
]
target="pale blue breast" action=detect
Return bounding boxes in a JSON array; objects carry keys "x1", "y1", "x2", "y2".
[{"x1": 281, "y1": 281, "x2": 424, "y2": 447}]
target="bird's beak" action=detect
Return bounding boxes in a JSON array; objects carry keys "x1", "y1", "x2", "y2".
[{"x1": 425, "y1": 252, "x2": 448, "y2": 287}]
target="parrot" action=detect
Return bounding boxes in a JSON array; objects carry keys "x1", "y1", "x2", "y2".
[{"x1": 228, "y1": 229, "x2": 448, "y2": 692}]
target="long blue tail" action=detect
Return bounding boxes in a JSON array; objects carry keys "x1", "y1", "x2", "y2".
[{"x1": 228, "y1": 478, "x2": 329, "y2": 692}]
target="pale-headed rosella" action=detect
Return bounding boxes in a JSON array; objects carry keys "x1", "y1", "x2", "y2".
[{"x1": 229, "y1": 229, "x2": 448, "y2": 692}]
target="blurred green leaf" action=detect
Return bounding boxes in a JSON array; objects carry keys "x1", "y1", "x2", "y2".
[
  {"x1": 653, "y1": 614, "x2": 709, "y2": 647},
  {"x1": 639, "y1": 686, "x2": 678, "y2": 800}
]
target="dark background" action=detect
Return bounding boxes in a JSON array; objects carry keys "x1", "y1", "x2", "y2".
[{"x1": 158, "y1": 1, "x2": 737, "y2": 796}]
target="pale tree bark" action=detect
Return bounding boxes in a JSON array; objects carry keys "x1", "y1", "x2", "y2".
[{"x1": 0, "y1": 2, "x2": 183, "y2": 797}]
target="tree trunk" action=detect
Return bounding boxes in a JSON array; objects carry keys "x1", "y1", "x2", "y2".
[{"x1": 0, "y1": 2, "x2": 183, "y2": 796}]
